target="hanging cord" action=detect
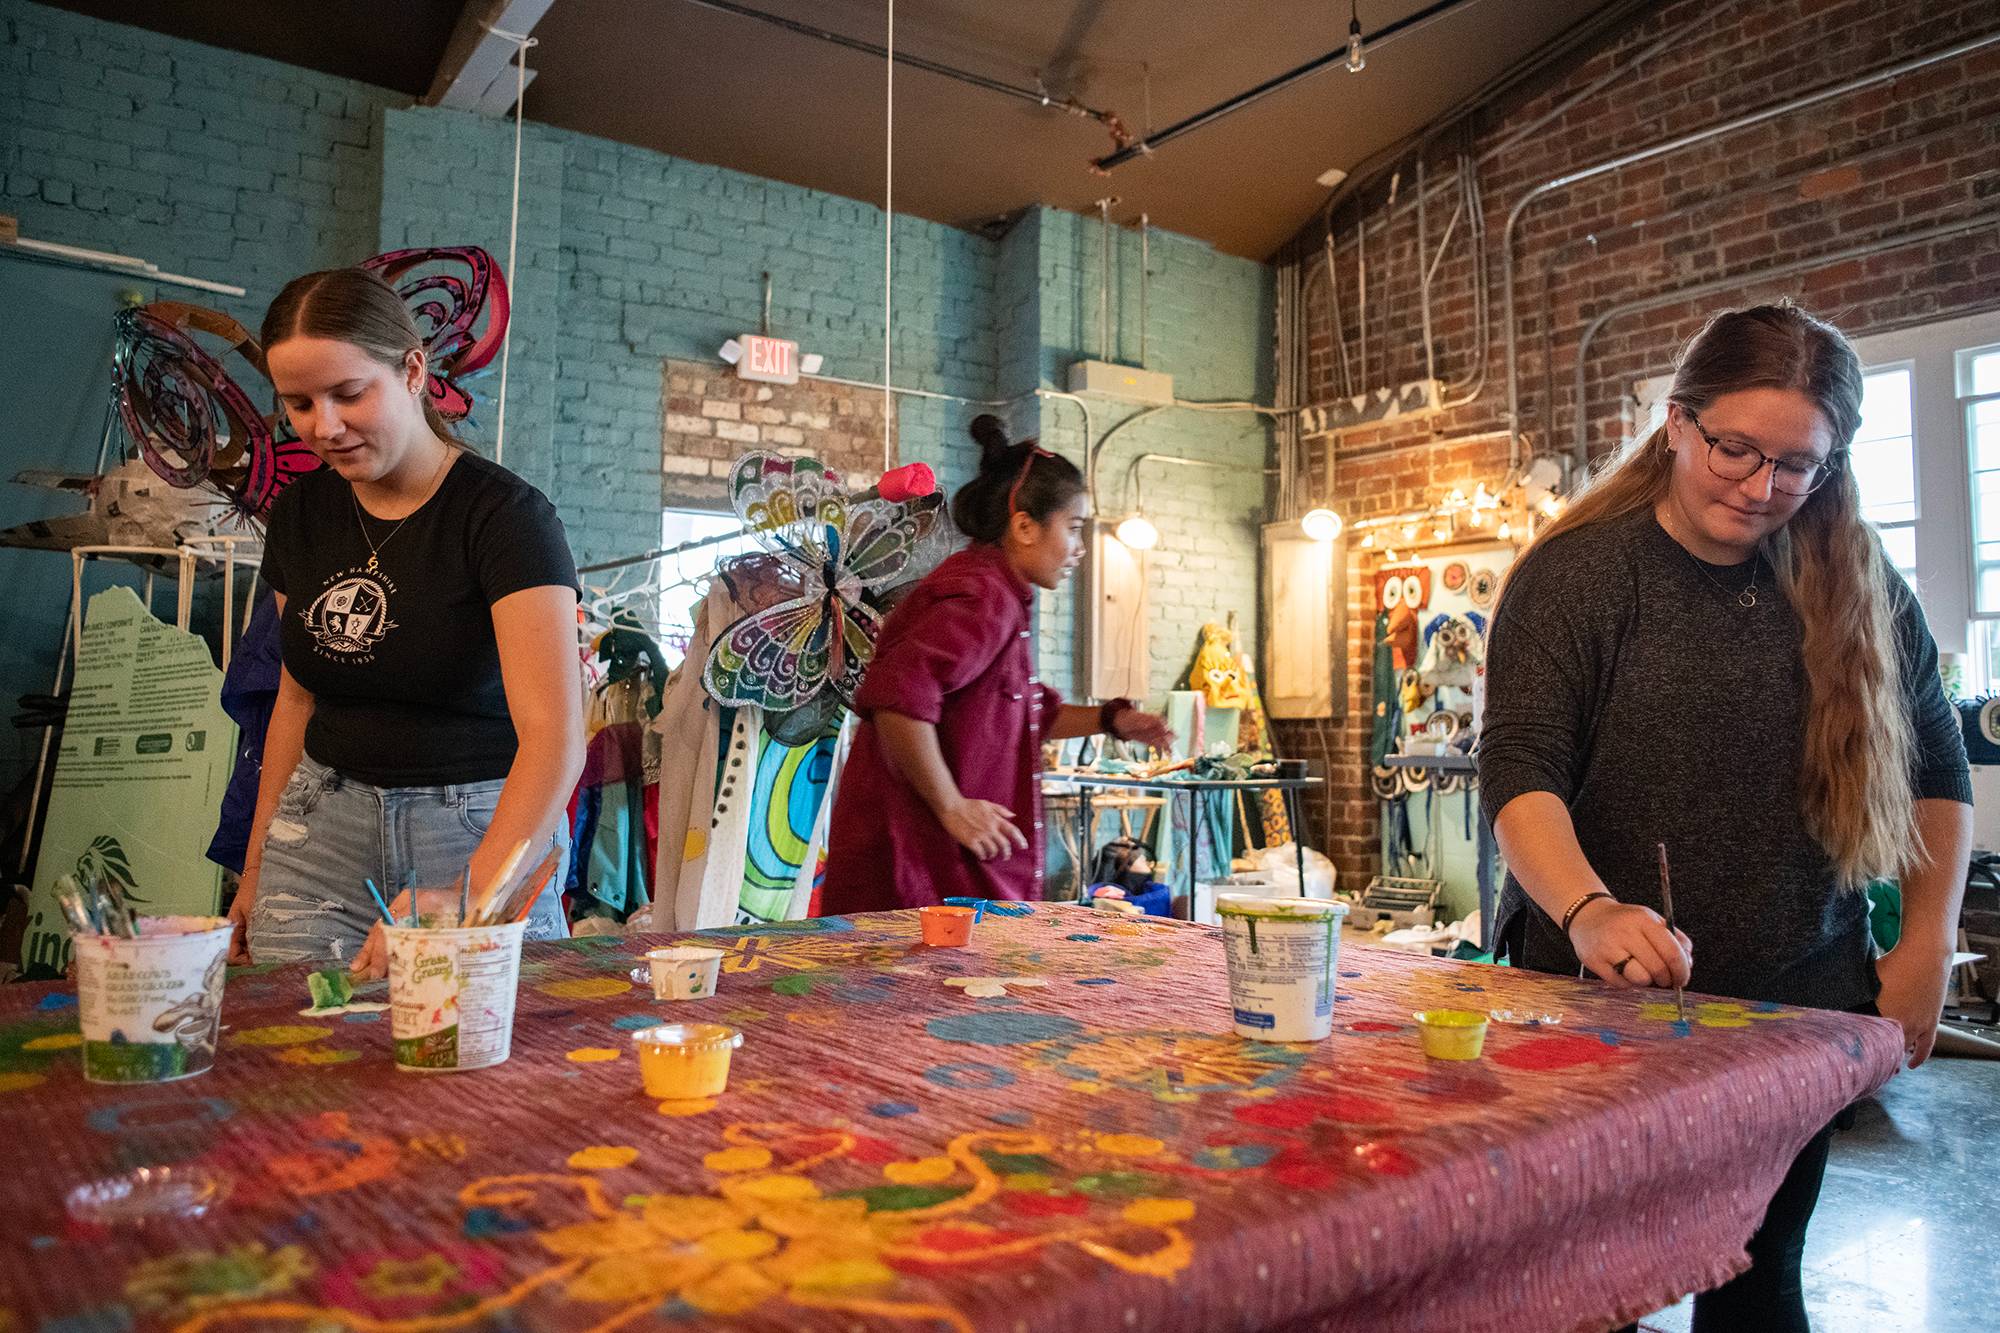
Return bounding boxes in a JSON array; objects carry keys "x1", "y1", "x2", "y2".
[
  {"x1": 484, "y1": 24, "x2": 539, "y2": 465},
  {"x1": 882, "y1": 0, "x2": 895, "y2": 473}
]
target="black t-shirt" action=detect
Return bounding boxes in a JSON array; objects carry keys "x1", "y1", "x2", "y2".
[{"x1": 260, "y1": 451, "x2": 579, "y2": 787}]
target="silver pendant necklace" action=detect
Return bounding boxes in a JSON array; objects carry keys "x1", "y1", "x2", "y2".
[{"x1": 1686, "y1": 549, "x2": 1762, "y2": 609}]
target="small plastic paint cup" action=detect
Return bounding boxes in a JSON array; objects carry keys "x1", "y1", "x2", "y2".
[
  {"x1": 633, "y1": 1022, "x2": 743, "y2": 1099},
  {"x1": 1217, "y1": 895, "x2": 1349, "y2": 1042},
  {"x1": 74, "y1": 916, "x2": 232, "y2": 1084},
  {"x1": 384, "y1": 919, "x2": 527, "y2": 1072},
  {"x1": 1413, "y1": 1009, "x2": 1490, "y2": 1060},
  {"x1": 941, "y1": 896, "x2": 989, "y2": 923},
  {"x1": 633, "y1": 946, "x2": 725, "y2": 1001},
  {"x1": 919, "y1": 905, "x2": 977, "y2": 947}
]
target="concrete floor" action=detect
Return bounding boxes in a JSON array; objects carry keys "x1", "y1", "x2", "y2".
[{"x1": 1640, "y1": 1050, "x2": 2000, "y2": 1332}]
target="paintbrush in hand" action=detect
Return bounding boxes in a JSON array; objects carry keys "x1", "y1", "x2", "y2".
[
  {"x1": 482, "y1": 839, "x2": 564, "y2": 928},
  {"x1": 1657, "y1": 841, "x2": 1686, "y2": 1023}
]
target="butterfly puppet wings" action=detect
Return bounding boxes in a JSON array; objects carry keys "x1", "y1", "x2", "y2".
[
  {"x1": 110, "y1": 246, "x2": 507, "y2": 524},
  {"x1": 702, "y1": 453, "x2": 946, "y2": 741}
]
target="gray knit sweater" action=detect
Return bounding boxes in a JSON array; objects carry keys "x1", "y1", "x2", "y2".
[{"x1": 1478, "y1": 509, "x2": 1970, "y2": 1009}]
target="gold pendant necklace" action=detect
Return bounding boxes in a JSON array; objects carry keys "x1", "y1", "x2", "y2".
[{"x1": 352, "y1": 447, "x2": 453, "y2": 575}]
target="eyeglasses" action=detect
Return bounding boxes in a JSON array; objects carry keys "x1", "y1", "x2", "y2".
[{"x1": 1684, "y1": 410, "x2": 1840, "y2": 497}]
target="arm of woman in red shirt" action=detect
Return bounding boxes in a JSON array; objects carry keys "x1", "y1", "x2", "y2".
[{"x1": 874, "y1": 712, "x2": 1029, "y2": 862}]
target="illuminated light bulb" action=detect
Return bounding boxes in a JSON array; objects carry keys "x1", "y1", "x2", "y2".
[
  {"x1": 1539, "y1": 496, "x2": 1564, "y2": 518},
  {"x1": 1301, "y1": 507, "x2": 1344, "y2": 541},
  {"x1": 1385, "y1": 548, "x2": 1399, "y2": 562},
  {"x1": 1498, "y1": 520, "x2": 1512, "y2": 539},
  {"x1": 1115, "y1": 514, "x2": 1160, "y2": 550},
  {"x1": 1402, "y1": 524, "x2": 1417, "y2": 541},
  {"x1": 1346, "y1": 12, "x2": 1365, "y2": 72},
  {"x1": 1434, "y1": 523, "x2": 1450, "y2": 541},
  {"x1": 1468, "y1": 511, "x2": 1486, "y2": 528},
  {"x1": 1360, "y1": 532, "x2": 1375, "y2": 548}
]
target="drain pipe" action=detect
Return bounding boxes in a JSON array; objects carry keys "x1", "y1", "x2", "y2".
[
  {"x1": 1139, "y1": 213, "x2": 1150, "y2": 369},
  {"x1": 1095, "y1": 197, "x2": 1116, "y2": 363},
  {"x1": 1569, "y1": 210, "x2": 2000, "y2": 466},
  {"x1": 1093, "y1": 0, "x2": 1474, "y2": 171},
  {"x1": 684, "y1": 0, "x2": 1124, "y2": 131},
  {"x1": 1416, "y1": 154, "x2": 1436, "y2": 391},
  {"x1": 1504, "y1": 29, "x2": 2000, "y2": 468}
]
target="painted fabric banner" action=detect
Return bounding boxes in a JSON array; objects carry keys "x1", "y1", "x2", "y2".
[
  {"x1": 0, "y1": 904, "x2": 1897, "y2": 1332},
  {"x1": 21, "y1": 586, "x2": 235, "y2": 979}
]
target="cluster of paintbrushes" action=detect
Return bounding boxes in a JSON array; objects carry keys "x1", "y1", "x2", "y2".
[
  {"x1": 361, "y1": 837, "x2": 563, "y2": 932},
  {"x1": 53, "y1": 872, "x2": 142, "y2": 939}
]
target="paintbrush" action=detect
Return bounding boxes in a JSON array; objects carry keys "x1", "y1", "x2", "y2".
[
  {"x1": 462, "y1": 838, "x2": 533, "y2": 927},
  {"x1": 1657, "y1": 841, "x2": 1686, "y2": 1023},
  {"x1": 481, "y1": 840, "x2": 563, "y2": 928},
  {"x1": 52, "y1": 874, "x2": 99, "y2": 938},
  {"x1": 92, "y1": 869, "x2": 139, "y2": 938}
]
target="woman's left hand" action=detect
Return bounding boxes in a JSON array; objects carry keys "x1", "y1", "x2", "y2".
[
  {"x1": 1874, "y1": 941, "x2": 1950, "y2": 1069},
  {"x1": 1111, "y1": 708, "x2": 1175, "y2": 750}
]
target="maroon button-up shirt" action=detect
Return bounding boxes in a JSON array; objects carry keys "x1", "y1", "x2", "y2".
[{"x1": 820, "y1": 543, "x2": 1062, "y2": 913}]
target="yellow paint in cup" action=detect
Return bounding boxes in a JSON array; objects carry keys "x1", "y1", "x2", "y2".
[
  {"x1": 633, "y1": 1023, "x2": 743, "y2": 1099},
  {"x1": 1413, "y1": 1009, "x2": 1489, "y2": 1060}
]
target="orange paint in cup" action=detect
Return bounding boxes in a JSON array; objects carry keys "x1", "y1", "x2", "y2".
[{"x1": 919, "y1": 905, "x2": 976, "y2": 947}]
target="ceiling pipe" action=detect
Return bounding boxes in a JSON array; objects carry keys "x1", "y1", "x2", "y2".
[
  {"x1": 1503, "y1": 29, "x2": 2000, "y2": 467},
  {"x1": 1092, "y1": 0, "x2": 1473, "y2": 172},
  {"x1": 682, "y1": 0, "x2": 1124, "y2": 131},
  {"x1": 1569, "y1": 210, "x2": 2000, "y2": 469}
]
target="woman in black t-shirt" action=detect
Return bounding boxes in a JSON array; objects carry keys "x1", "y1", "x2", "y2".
[{"x1": 232, "y1": 267, "x2": 584, "y2": 975}]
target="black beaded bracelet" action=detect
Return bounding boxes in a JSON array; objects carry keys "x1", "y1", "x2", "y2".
[{"x1": 1560, "y1": 890, "x2": 1615, "y2": 934}]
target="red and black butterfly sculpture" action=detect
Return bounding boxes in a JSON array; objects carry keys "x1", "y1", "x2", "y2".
[{"x1": 112, "y1": 246, "x2": 509, "y2": 522}]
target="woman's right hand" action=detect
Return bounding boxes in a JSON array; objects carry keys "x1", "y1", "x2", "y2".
[
  {"x1": 941, "y1": 799, "x2": 1029, "y2": 862},
  {"x1": 226, "y1": 867, "x2": 258, "y2": 965},
  {"x1": 1568, "y1": 897, "x2": 1692, "y2": 989}
]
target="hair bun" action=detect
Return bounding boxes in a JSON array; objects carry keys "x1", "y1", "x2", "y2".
[{"x1": 968, "y1": 413, "x2": 1011, "y2": 464}]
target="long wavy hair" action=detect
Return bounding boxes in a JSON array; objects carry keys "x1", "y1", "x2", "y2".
[{"x1": 1508, "y1": 302, "x2": 1912, "y2": 889}]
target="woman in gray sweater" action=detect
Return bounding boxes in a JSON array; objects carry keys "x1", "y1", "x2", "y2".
[{"x1": 1479, "y1": 302, "x2": 1970, "y2": 1332}]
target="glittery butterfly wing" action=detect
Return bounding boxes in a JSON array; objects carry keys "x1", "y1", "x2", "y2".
[
  {"x1": 729, "y1": 452, "x2": 851, "y2": 574},
  {"x1": 703, "y1": 592, "x2": 881, "y2": 711},
  {"x1": 359, "y1": 247, "x2": 510, "y2": 422},
  {"x1": 839, "y1": 492, "x2": 947, "y2": 590},
  {"x1": 114, "y1": 303, "x2": 320, "y2": 520}
]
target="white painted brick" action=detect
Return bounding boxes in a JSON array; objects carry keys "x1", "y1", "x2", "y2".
[
  {"x1": 716, "y1": 420, "x2": 760, "y2": 443},
  {"x1": 664, "y1": 413, "x2": 712, "y2": 435},
  {"x1": 701, "y1": 400, "x2": 741, "y2": 420},
  {"x1": 663, "y1": 456, "x2": 709, "y2": 476},
  {"x1": 767, "y1": 425, "x2": 805, "y2": 446}
]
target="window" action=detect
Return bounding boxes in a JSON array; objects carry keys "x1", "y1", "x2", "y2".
[
  {"x1": 1851, "y1": 365, "x2": 1917, "y2": 581},
  {"x1": 657, "y1": 509, "x2": 756, "y2": 666},
  {"x1": 1964, "y1": 344, "x2": 2000, "y2": 696}
]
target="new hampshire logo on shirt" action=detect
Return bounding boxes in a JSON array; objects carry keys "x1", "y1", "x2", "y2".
[{"x1": 303, "y1": 567, "x2": 400, "y2": 662}]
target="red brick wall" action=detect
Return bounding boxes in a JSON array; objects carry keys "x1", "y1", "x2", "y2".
[{"x1": 1274, "y1": 0, "x2": 2000, "y2": 889}]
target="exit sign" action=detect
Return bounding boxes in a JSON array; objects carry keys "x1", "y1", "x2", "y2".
[{"x1": 736, "y1": 334, "x2": 799, "y2": 385}]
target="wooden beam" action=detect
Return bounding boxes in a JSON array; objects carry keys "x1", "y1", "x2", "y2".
[{"x1": 425, "y1": 0, "x2": 555, "y2": 112}]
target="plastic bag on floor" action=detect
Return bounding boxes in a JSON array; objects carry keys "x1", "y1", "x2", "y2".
[{"x1": 1251, "y1": 843, "x2": 1336, "y2": 898}]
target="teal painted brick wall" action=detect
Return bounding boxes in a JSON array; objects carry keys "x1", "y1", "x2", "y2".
[
  {"x1": 3, "y1": 0, "x2": 1275, "y2": 711},
  {"x1": 377, "y1": 108, "x2": 567, "y2": 514},
  {"x1": 0, "y1": 0, "x2": 393, "y2": 331},
  {"x1": 1032, "y1": 208, "x2": 1275, "y2": 703}
]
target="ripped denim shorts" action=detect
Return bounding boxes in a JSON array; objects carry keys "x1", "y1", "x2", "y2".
[{"x1": 248, "y1": 755, "x2": 569, "y2": 965}]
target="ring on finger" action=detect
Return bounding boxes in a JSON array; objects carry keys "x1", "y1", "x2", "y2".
[{"x1": 1614, "y1": 955, "x2": 1638, "y2": 971}]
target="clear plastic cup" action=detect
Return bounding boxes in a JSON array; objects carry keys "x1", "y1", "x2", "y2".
[{"x1": 633, "y1": 1022, "x2": 743, "y2": 1099}]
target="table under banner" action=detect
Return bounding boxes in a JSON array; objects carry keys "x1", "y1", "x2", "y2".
[{"x1": 0, "y1": 904, "x2": 1901, "y2": 1333}]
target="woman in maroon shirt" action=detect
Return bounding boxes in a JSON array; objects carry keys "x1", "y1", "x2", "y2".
[{"x1": 821, "y1": 416, "x2": 1173, "y2": 912}]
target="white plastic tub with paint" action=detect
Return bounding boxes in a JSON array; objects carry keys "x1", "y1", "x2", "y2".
[
  {"x1": 1217, "y1": 895, "x2": 1349, "y2": 1042},
  {"x1": 74, "y1": 915, "x2": 232, "y2": 1083},
  {"x1": 384, "y1": 919, "x2": 527, "y2": 1071}
]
